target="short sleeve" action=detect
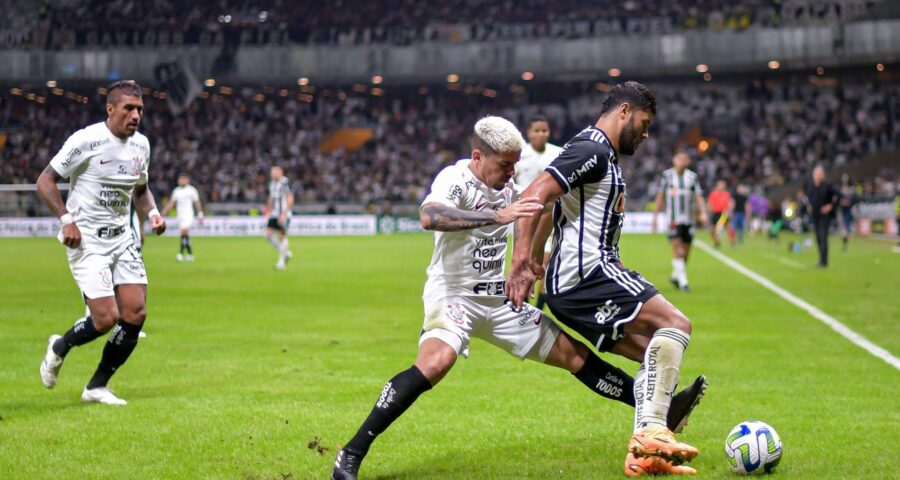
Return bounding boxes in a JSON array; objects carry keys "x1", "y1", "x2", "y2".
[
  {"x1": 48, "y1": 131, "x2": 90, "y2": 179},
  {"x1": 137, "y1": 140, "x2": 150, "y2": 185},
  {"x1": 546, "y1": 139, "x2": 609, "y2": 192},
  {"x1": 422, "y1": 166, "x2": 465, "y2": 208},
  {"x1": 692, "y1": 176, "x2": 703, "y2": 196}
]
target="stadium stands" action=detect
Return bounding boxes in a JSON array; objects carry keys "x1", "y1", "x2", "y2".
[{"x1": 1, "y1": 77, "x2": 897, "y2": 210}]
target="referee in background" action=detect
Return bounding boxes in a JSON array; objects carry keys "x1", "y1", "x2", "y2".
[{"x1": 806, "y1": 165, "x2": 840, "y2": 268}]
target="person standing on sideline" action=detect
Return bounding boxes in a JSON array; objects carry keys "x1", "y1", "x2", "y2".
[
  {"x1": 837, "y1": 174, "x2": 856, "y2": 251},
  {"x1": 730, "y1": 184, "x2": 751, "y2": 244},
  {"x1": 806, "y1": 165, "x2": 839, "y2": 268}
]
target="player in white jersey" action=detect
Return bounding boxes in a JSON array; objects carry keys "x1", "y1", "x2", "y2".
[
  {"x1": 161, "y1": 174, "x2": 204, "y2": 261},
  {"x1": 265, "y1": 166, "x2": 294, "y2": 270},
  {"x1": 652, "y1": 153, "x2": 708, "y2": 292},
  {"x1": 36, "y1": 81, "x2": 166, "y2": 405},
  {"x1": 332, "y1": 117, "x2": 706, "y2": 480},
  {"x1": 515, "y1": 116, "x2": 563, "y2": 311},
  {"x1": 508, "y1": 82, "x2": 705, "y2": 476}
]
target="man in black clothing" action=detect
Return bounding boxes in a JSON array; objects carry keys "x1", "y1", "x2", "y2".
[{"x1": 806, "y1": 166, "x2": 840, "y2": 268}]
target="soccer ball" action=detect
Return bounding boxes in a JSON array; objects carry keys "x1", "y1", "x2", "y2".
[{"x1": 724, "y1": 421, "x2": 783, "y2": 474}]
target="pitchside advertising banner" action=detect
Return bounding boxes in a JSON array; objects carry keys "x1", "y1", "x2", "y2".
[{"x1": 2, "y1": 213, "x2": 671, "y2": 237}]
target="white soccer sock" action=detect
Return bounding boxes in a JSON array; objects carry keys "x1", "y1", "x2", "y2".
[
  {"x1": 636, "y1": 327, "x2": 690, "y2": 431},
  {"x1": 673, "y1": 258, "x2": 688, "y2": 287},
  {"x1": 633, "y1": 364, "x2": 647, "y2": 432},
  {"x1": 266, "y1": 235, "x2": 281, "y2": 250},
  {"x1": 279, "y1": 237, "x2": 290, "y2": 259}
]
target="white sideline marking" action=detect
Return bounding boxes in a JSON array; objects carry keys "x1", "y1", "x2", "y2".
[
  {"x1": 759, "y1": 252, "x2": 806, "y2": 269},
  {"x1": 696, "y1": 240, "x2": 900, "y2": 371}
]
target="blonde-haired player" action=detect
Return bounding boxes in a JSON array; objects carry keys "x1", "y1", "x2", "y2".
[
  {"x1": 332, "y1": 116, "x2": 706, "y2": 479},
  {"x1": 514, "y1": 116, "x2": 563, "y2": 310},
  {"x1": 161, "y1": 174, "x2": 204, "y2": 261}
]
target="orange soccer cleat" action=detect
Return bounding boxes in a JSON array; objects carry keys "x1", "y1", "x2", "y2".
[
  {"x1": 624, "y1": 452, "x2": 698, "y2": 477},
  {"x1": 628, "y1": 426, "x2": 700, "y2": 464}
]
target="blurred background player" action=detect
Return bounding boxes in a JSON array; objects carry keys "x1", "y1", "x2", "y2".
[
  {"x1": 265, "y1": 166, "x2": 294, "y2": 270},
  {"x1": 707, "y1": 180, "x2": 732, "y2": 247},
  {"x1": 837, "y1": 174, "x2": 857, "y2": 251},
  {"x1": 514, "y1": 115, "x2": 563, "y2": 310},
  {"x1": 806, "y1": 165, "x2": 840, "y2": 268},
  {"x1": 37, "y1": 80, "x2": 165, "y2": 405},
  {"x1": 652, "y1": 152, "x2": 708, "y2": 292},
  {"x1": 161, "y1": 174, "x2": 204, "y2": 262},
  {"x1": 730, "y1": 183, "x2": 751, "y2": 244}
]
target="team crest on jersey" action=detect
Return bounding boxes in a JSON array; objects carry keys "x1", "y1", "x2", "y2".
[
  {"x1": 445, "y1": 303, "x2": 466, "y2": 326},
  {"x1": 131, "y1": 157, "x2": 143, "y2": 176},
  {"x1": 99, "y1": 270, "x2": 113, "y2": 289}
]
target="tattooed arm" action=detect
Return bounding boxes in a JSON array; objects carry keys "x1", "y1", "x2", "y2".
[{"x1": 420, "y1": 197, "x2": 542, "y2": 232}]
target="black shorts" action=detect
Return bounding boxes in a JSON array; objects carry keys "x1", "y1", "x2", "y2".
[
  {"x1": 546, "y1": 263, "x2": 659, "y2": 352},
  {"x1": 266, "y1": 217, "x2": 289, "y2": 233},
  {"x1": 711, "y1": 212, "x2": 724, "y2": 226},
  {"x1": 667, "y1": 224, "x2": 694, "y2": 244}
]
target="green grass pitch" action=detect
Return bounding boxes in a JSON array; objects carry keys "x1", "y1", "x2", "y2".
[{"x1": 1, "y1": 233, "x2": 897, "y2": 479}]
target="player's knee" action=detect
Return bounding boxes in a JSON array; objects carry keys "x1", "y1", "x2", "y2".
[
  {"x1": 666, "y1": 311, "x2": 692, "y2": 335},
  {"x1": 122, "y1": 303, "x2": 147, "y2": 325},
  {"x1": 415, "y1": 352, "x2": 455, "y2": 385},
  {"x1": 90, "y1": 309, "x2": 119, "y2": 333}
]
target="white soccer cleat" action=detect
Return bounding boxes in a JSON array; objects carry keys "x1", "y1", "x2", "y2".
[
  {"x1": 176, "y1": 253, "x2": 184, "y2": 262},
  {"x1": 81, "y1": 387, "x2": 127, "y2": 406},
  {"x1": 40, "y1": 335, "x2": 64, "y2": 389},
  {"x1": 275, "y1": 261, "x2": 286, "y2": 271},
  {"x1": 186, "y1": 254, "x2": 194, "y2": 262}
]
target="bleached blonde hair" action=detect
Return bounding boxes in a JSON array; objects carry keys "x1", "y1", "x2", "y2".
[{"x1": 472, "y1": 116, "x2": 525, "y2": 154}]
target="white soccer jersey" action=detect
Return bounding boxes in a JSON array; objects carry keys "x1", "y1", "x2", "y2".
[
  {"x1": 171, "y1": 185, "x2": 200, "y2": 219},
  {"x1": 268, "y1": 177, "x2": 292, "y2": 217},
  {"x1": 545, "y1": 126, "x2": 624, "y2": 295},
  {"x1": 421, "y1": 159, "x2": 519, "y2": 301},
  {"x1": 49, "y1": 122, "x2": 151, "y2": 231},
  {"x1": 659, "y1": 168, "x2": 702, "y2": 226},
  {"x1": 514, "y1": 142, "x2": 563, "y2": 188}
]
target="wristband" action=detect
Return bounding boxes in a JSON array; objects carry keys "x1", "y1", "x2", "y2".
[
  {"x1": 60, "y1": 213, "x2": 75, "y2": 226},
  {"x1": 148, "y1": 208, "x2": 161, "y2": 219}
]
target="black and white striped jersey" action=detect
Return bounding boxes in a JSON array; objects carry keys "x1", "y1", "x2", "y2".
[
  {"x1": 545, "y1": 126, "x2": 627, "y2": 295},
  {"x1": 659, "y1": 168, "x2": 702, "y2": 226},
  {"x1": 268, "y1": 177, "x2": 292, "y2": 217}
]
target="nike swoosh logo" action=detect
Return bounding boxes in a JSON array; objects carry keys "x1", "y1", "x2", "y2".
[
  {"x1": 475, "y1": 200, "x2": 487, "y2": 210},
  {"x1": 100, "y1": 159, "x2": 113, "y2": 164}
]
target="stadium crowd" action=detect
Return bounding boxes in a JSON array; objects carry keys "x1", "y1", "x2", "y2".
[
  {"x1": 0, "y1": 78, "x2": 897, "y2": 209},
  {"x1": 2, "y1": 0, "x2": 879, "y2": 49}
]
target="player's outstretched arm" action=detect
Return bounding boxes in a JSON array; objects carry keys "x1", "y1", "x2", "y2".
[
  {"x1": 134, "y1": 183, "x2": 166, "y2": 236},
  {"x1": 507, "y1": 173, "x2": 564, "y2": 308},
  {"x1": 36, "y1": 165, "x2": 81, "y2": 248},
  {"x1": 160, "y1": 196, "x2": 176, "y2": 216},
  {"x1": 420, "y1": 197, "x2": 542, "y2": 232}
]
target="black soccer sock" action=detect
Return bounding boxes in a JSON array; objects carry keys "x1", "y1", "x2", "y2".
[
  {"x1": 86, "y1": 320, "x2": 142, "y2": 389},
  {"x1": 53, "y1": 316, "x2": 103, "y2": 358},
  {"x1": 573, "y1": 352, "x2": 635, "y2": 407},
  {"x1": 180, "y1": 235, "x2": 188, "y2": 254},
  {"x1": 344, "y1": 365, "x2": 432, "y2": 457},
  {"x1": 185, "y1": 235, "x2": 192, "y2": 255},
  {"x1": 535, "y1": 293, "x2": 546, "y2": 310}
]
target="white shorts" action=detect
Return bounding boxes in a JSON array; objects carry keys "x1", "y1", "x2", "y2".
[
  {"x1": 177, "y1": 216, "x2": 194, "y2": 230},
  {"x1": 66, "y1": 229, "x2": 147, "y2": 299},
  {"x1": 419, "y1": 295, "x2": 559, "y2": 362}
]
